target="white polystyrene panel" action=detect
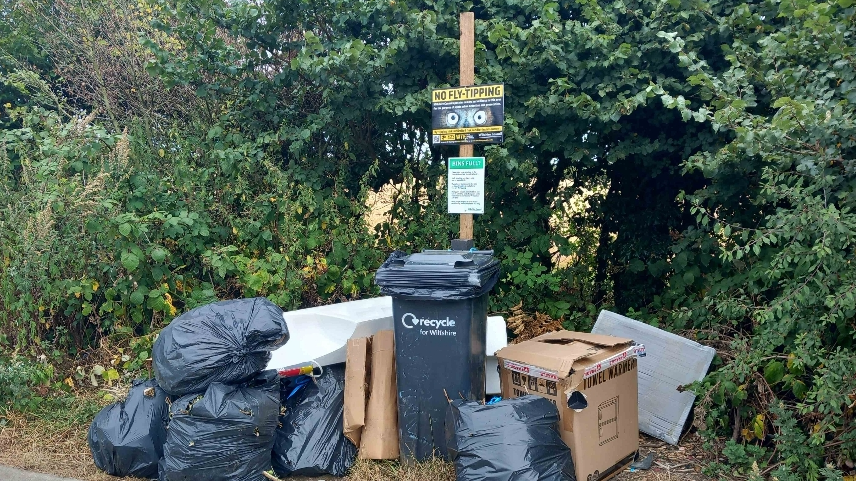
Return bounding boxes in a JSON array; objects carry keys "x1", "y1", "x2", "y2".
[
  {"x1": 267, "y1": 297, "x2": 393, "y2": 370},
  {"x1": 591, "y1": 310, "x2": 716, "y2": 445},
  {"x1": 485, "y1": 316, "x2": 507, "y2": 395}
]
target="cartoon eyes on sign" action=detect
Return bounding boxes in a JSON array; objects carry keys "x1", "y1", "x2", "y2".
[{"x1": 441, "y1": 107, "x2": 497, "y2": 128}]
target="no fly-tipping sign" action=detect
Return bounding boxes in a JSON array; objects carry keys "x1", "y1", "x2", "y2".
[{"x1": 431, "y1": 84, "x2": 504, "y2": 145}]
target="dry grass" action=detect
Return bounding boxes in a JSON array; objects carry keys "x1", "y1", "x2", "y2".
[
  {"x1": 0, "y1": 389, "x2": 715, "y2": 481},
  {"x1": 0, "y1": 393, "x2": 126, "y2": 481},
  {"x1": 344, "y1": 458, "x2": 455, "y2": 481}
]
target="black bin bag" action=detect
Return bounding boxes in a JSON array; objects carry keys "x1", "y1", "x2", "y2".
[
  {"x1": 88, "y1": 378, "x2": 169, "y2": 479},
  {"x1": 272, "y1": 364, "x2": 357, "y2": 477},
  {"x1": 153, "y1": 297, "x2": 289, "y2": 396},
  {"x1": 375, "y1": 250, "x2": 500, "y2": 300},
  {"x1": 159, "y1": 370, "x2": 280, "y2": 481},
  {"x1": 446, "y1": 395, "x2": 577, "y2": 481}
]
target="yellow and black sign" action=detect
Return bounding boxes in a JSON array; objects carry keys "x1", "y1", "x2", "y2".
[{"x1": 431, "y1": 83, "x2": 504, "y2": 145}]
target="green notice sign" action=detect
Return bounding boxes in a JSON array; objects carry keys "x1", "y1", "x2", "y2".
[
  {"x1": 448, "y1": 157, "x2": 485, "y2": 214},
  {"x1": 449, "y1": 157, "x2": 485, "y2": 169}
]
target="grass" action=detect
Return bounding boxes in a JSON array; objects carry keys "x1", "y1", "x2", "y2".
[
  {"x1": 342, "y1": 458, "x2": 454, "y2": 481},
  {"x1": 0, "y1": 386, "x2": 714, "y2": 481},
  {"x1": 0, "y1": 391, "x2": 121, "y2": 481}
]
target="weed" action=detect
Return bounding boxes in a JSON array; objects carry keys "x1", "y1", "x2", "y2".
[{"x1": 0, "y1": 357, "x2": 54, "y2": 411}]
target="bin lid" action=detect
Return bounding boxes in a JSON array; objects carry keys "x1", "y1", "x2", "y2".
[
  {"x1": 375, "y1": 250, "x2": 501, "y2": 301},
  {"x1": 385, "y1": 250, "x2": 497, "y2": 271}
]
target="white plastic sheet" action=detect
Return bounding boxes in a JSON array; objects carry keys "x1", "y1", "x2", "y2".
[{"x1": 592, "y1": 310, "x2": 716, "y2": 445}]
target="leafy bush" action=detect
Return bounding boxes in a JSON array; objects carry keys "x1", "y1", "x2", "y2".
[
  {"x1": 647, "y1": 0, "x2": 856, "y2": 476},
  {"x1": 0, "y1": 75, "x2": 392, "y2": 349},
  {"x1": 0, "y1": 357, "x2": 54, "y2": 411}
]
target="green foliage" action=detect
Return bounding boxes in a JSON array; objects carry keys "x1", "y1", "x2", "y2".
[
  {"x1": 131, "y1": 0, "x2": 742, "y2": 330},
  {"x1": 0, "y1": 75, "x2": 390, "y2": 349},
  {"x1": 0, "y1": 89, "x2": 202, "y2": 349},
  {"x1": 202, "y1": 160, "x2": 386, "y2": 310},
  {"x1": 0, "y1": 357, "x2": 53, "y2": 411},
  {"x1": 647, "y1": 0, "x2": 856, "y2": 476},
  {"x1": 0, "y1": 0, "x2": 52, "y2": 130}
]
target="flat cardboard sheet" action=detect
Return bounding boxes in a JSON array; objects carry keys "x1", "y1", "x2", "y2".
[
  {"x1": 592, "y1": 310, "x2": 716, "y2": 445},
  {"x1": 344, "y1": 337, "x2": 370, "y2": 446},
  {"x1": 360, "y1": 330, "x2": 399, "y2": 459},
  {"x1": 343, "y1": 331, "x2": 399, "y2": 459}
]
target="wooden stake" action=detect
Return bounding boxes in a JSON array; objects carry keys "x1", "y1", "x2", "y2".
[{"x1": 459, "y1": 12, "x2": 475, "y2": 241}]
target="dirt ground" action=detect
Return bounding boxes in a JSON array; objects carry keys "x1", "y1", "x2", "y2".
[
  {"x1": 0, "y1": 395, "x2": 717, "y2": 481},
  {"x1": 613, "y1": 433, "x2": 715, "y2": 481}
]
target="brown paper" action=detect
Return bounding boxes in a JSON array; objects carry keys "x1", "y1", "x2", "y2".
[
  {"x1": 344, "y1": 337, "x2": 370, "y2": 446},
  {"x1": 359, "y1": 330, "x2": 399, "y2": 459}
]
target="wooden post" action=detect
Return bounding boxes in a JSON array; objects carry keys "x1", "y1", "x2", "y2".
[{"x1": 459, "y1": 12, "x2": 475, "y2": 241}]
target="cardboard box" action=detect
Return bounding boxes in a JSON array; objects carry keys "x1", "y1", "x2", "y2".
[
  {"x1": 496, "y1": 331, "x2": 645, "y2": 481},
  {"x1": 344, "y1": 330, "x2": 400, "y2": 459}
]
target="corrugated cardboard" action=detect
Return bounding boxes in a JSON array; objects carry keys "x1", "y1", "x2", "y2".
[
  {"x1": 343, "y1": 331, "x2": 399, "y2": 459},
  {"x1": 360, "y1": 330, "x2": 399, "y2": 459},
  {"x1": 497, "y1": 330, "x2": 643, "y2": 481},
  {"x1": 592, "y1": 310, "x2": 716, "y2": 445},
  {"x1": 344, "y1": 337, "x2": 371, "y2": 446}
]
